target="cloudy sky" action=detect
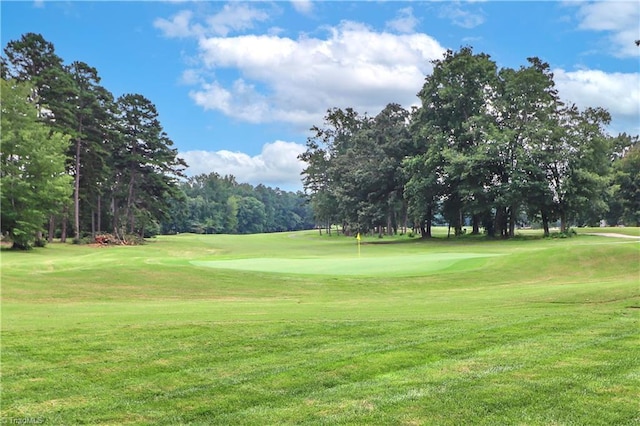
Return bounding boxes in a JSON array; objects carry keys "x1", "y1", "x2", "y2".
[{"x1": 2, "y1": 1, "x2": 639, "y2": 191}]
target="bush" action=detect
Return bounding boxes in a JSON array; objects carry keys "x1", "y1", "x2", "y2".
[
  {"x1": 72, "y1": 237, "x2": 91, "y2": 245},
  {"x1": 123, "y1": 234, "x2": 146, "y2": 245},
  {"x1": 548, "y1": 228, "x2": 578, "y2": 239}
]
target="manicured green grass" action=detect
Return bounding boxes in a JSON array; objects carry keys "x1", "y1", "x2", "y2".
[
  {"x1": 1, "y1": 230, "x2": 639, "y2": 425},
  {"x1": 577, "y1": 226, "x2": 640, "y2": 237}
]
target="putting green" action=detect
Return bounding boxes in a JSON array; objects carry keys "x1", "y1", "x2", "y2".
[{"x1": 191, "y1": 252, "x2": 502, "y2": 276}]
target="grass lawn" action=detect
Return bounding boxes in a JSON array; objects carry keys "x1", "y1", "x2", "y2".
[{"x1": 1, "y1": 229, "x2": 639, "y2": 425}]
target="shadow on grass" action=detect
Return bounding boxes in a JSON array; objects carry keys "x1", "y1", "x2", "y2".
[{"x1": 356, "y1": 233, "x2": 546, "y2": 246}]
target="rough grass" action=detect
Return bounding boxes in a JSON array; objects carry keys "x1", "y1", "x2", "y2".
[{"x1": 1, "y1": 229, "x2": 639, "y2": 425}]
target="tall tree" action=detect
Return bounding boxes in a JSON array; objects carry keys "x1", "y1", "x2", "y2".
[
  {"x1": 612, "y1": 142, "x2": 640, "y2": 225},
  {"x1": 410, "y1": 47, "x2": 499, "y2": 236},
  {"x1": 3, "y1": 33, "x2": 76, "y2": 132},
  {"x1": 0, "y1": 80, "x2": 72, "y2": 249},
  {"x1": 4, "y1": 33, "x2": 79, "y2": 241},
  {"x1": 2, "y1": 33, "x2": 62, "y2": 83},
  {"x1": 112, "y1": 94, "x2": 186, "y2": 240},
  {"x1": 66, "y1": 61, "x2": 113, "y2": 241},
  {"x1": 493, "y1": 57, "x2": 563, "y2": 236},
  {"x1": 300, "y1": 108, "x2": 367, "y2": 234}
]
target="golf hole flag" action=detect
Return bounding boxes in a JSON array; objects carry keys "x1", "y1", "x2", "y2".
[
  {"x1": 356, "y1": 232, "x2": 361, "y2": 257},
  {"x1": 356, "y1": 232, "x2": 361, "y2": 241}
]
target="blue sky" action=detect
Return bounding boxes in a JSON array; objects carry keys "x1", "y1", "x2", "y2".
[{"x1": 2, "y1": 1, "x2": 639, "y2": 191}]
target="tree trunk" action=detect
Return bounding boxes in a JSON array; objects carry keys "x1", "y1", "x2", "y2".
[
  {"x1": 403, "y1": 200, "x2": 408, "y2": 235},
  {"x1": 423, "y1": 204, "x2": 433, "y2": 238},
  {"x1": 91, "y1": 208, "x2": 96, "y2": 239},
  {"x1": 126, "y1": 165, "x2": 136, "y2": 234},
  {"x1": 60, "y1": 212, "x2": 67, "y2": 243},
  {"x1": 48, "y1": 215, "x2": 55, "y2": 243},
  {"x1": 542, "y1": 210, "x2": 550, "y2": 237},
  {"x1": 96, "y1": 195, "x2": 102, "y2": 234},
  {"x1": 73, "y1": 137, "x2": 81, "y2": 241},
  {"x1": 493, "y1": 208, "x2": 503, "y2": 239},
  {"x1": 508, "y1": 204, "x2": 516, "y2": 237},
  {"x1": 455, "y1": 208, "x2": 463, "y2": 236},
  {"x1": 112, "y1": 196, "x2": 122, "y2": 242},
  {"x1": 472, "y1": 214, "x2": 480, "y2": 235}
]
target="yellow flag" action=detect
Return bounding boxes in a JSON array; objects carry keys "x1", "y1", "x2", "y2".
[{"x1": 356, "y1": 232, "x2": 361, "y2": 241}]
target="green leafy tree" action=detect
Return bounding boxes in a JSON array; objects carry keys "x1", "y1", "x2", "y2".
[
  {"x1": 300, "y1": 108, "x2": 366, "y2": 234},
  {"x1": 541, "y1": 106, "x2": 612, "y2": 232},
  {"x1": 3, "y1": 33, "x2": 82, "y2": 241},
  {"x1": 0, "y1": 80, "x2": 72, "y2": 249},
  {"x1": 493, "y1": 57, "x2": 563, "y2": 236},
  {"x1": 410, "y1": 47, "x2": 499, "y2": 236},
  {"x1": 613, "y1": 143, "x2": 640, "y2": 225},
  {"x1": 236, "y1": 196, "x2": 266, "y2": 234}
]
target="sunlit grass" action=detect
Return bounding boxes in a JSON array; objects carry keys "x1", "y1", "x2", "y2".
[{"x1": 1, "y1": 230, "x2": 638, "y2": 424}]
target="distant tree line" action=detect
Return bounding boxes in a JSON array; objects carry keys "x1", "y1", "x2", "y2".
[
  {"x1": 163, "y1": 172, "x2": 314, "y2": 235},
  {"x1": 300, "y1": 47, "x2": 639, "y2": 237},
  {"x1": 0, "y1": 33, "x2": 312, "y2": 249}
]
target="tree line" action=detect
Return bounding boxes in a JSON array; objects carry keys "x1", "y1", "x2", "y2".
[
  {"x1": 2, "y1": 35, "x2": 637, "y2": 248},
  {"x1": 0, "y1": 33, "x2": 312, "y2": 249},
  {"x1": 162, "y1": 172, "x2": 314, "y2": 235},
  {"x1": 300, "y1": 48, "x2": 639, "y2": 238}
]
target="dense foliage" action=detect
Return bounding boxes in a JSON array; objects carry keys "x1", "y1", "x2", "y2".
[
  {"x1": 1, "y1": 33, "x2": 311, "y2": 248},
  {"x1": 163, "y1": 173, "x2": 314, "y2": 235},
  {"x1": 300, "y1": 48, "x2": 639, "y2": 237},
  {"x1": 2, "y1": 35, "x2": 637, "y2": 248},
  {"x1": 0, "y1": 79, "x2": 72, "y2": 249},
  {"x1": 1, "y1": 33, "x2": 188, "y2": 248}
]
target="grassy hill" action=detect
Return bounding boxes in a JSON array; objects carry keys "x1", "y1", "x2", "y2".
[{"x1": 1, "y1": 229, "x2": 638, "y2": 424}]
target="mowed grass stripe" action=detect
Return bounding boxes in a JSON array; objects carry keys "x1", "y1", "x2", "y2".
[
  {"x1": 1, "y1": 230, "x2": 638, "y2": 424},
  {"x1": 3, "y1": 309, "x2": 635, "y2": 424}
]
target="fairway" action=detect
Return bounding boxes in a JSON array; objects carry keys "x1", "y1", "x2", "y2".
[
  {"x1": 191, "y1": 252, "x2": 502, "y2": 276},
  {"x1": 1, "y1": 230, "x2": 639, "y2": 425}
]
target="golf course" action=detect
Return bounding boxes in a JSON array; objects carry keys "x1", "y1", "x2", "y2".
[{"x1": 1, "y1": 228, "x2": 639, "y2": 425}]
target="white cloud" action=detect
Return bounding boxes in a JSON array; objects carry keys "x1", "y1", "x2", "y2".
[
  {"x1": 180, "y1": 141, "x2": 306, "y2": 190},
  {"x1": 180, "y1": 69, "x2": 204, "y2": 85},
  {"x1": 554, "y1": 68, "x2": 640, "y2": 135},
  {"x1": 573, "y1": 1, "x2": 640, "y2": 58},
  {"x1": 385, "y1": 7, "x2": 419, "y2": 34},
  {"x1": 187, "y1": 20, "x2": 445, "y2": 126},
  {"x1": 154, "y1": 10, "x2": 202, "y2": 38},
  {"x1": 154, "y1": 3, "x2": 270, "y2": 39},
  {"x1": 206, "y1": 3, "x2": 270, "y2": 36},
  {"x1": 439, "y1": 3, "x2": 485, "y2": 29},
  {"x1": 291, "y1": 0, "x2": 313, "y2": 15}
]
